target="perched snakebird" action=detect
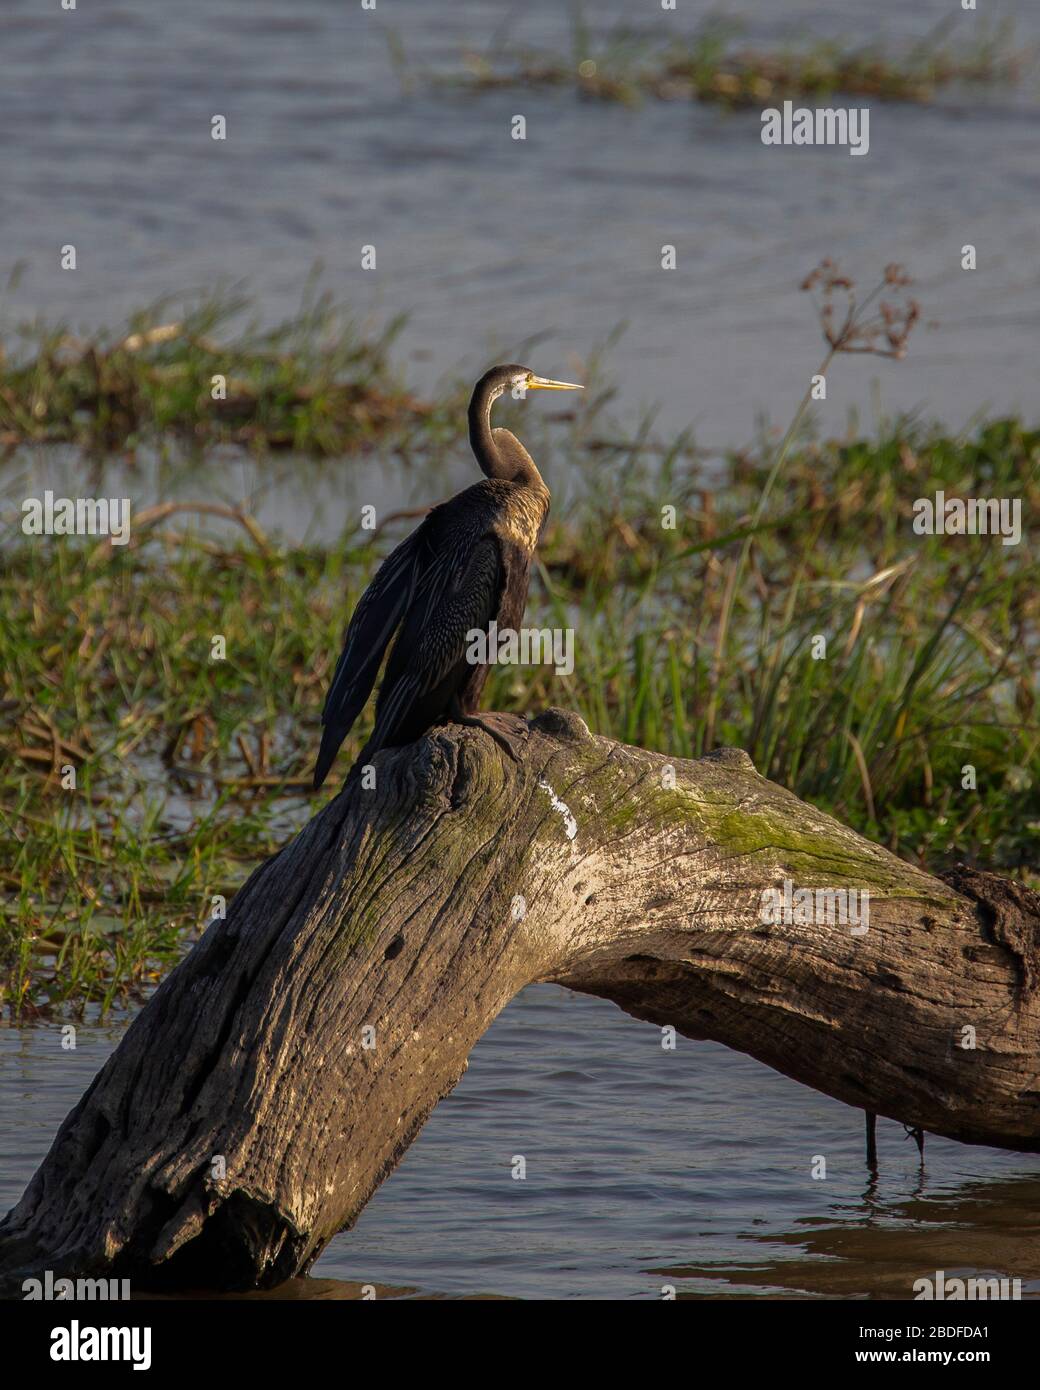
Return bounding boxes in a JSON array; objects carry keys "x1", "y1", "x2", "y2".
[{"x1": 312, "y1": 364, "x2": 583, "y2": 788}]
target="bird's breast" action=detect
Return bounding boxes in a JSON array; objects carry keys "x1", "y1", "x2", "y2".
[{"x1": 493, "y1": 487, "x2": 549, "y2": 552}]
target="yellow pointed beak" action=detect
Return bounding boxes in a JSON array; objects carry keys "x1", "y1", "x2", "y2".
[{"x1": 526, "y1": 375, "x2": 584, "y2": 392}]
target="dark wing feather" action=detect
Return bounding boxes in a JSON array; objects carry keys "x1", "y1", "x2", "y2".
[
  {"x1": 312, "y1": 529, "x2": 423, "y2": 788},
  {"x1": 365, "y1": 532, "x2": 503, "y2": 757}
]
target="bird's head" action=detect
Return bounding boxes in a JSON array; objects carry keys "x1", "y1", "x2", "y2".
[
  {"x1": 473, "y1": 363, "x2": 584, "y2": 411},
  {"x1": 468, "y1": 365, "x2": 584, "y2": 483}
]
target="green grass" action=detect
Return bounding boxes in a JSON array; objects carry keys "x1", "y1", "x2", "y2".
[
  {"x1": 2, "y1": 409, "x2": 1038, "y2": 1018},
  {"x1": 0, "y1": 277, "x2": 451, "y2": 456},
  {"x1": 442, "y1": 14, "x2": 1027, "y2": 108}
]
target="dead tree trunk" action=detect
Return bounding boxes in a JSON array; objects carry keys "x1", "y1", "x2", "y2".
[{"x1": 1, "y1": 709, "x2": 1038, "y2": 1294}]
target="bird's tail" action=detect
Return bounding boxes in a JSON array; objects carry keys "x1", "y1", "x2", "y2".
[
  {"x1": 312, "y1": 723, "x2": 347, "y2": 790},
  {"x1": 313, "y1": 727, "x2": 383, "y2": 791}
]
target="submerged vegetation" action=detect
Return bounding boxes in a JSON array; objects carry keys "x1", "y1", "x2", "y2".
[
  {"x1": 0, "y1": 279, "x2": 441, "y2": 456},
  {"x1": 443, "y1": 15, "x2": 1026, "y2": 108}
]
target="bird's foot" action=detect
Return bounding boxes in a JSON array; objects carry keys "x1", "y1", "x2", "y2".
[
  {"x1": 903, "y1": 1124, "x2": 926, "y2": 1163},
  {"x1": 449, "y1": 708, "x2": 529, "y2": 764}
]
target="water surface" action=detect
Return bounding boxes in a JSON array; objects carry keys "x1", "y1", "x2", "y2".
[
  {"x1": 3, "y1": 986, "x2": 1037, "y2": 1299},
  {"x1": 2, "y1": 0, "x2": 1039, "y2": 541}
]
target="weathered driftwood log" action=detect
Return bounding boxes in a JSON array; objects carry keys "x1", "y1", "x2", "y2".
[{"x1": 1, "y1": 709, "x2": 1038, "y2": 1294}]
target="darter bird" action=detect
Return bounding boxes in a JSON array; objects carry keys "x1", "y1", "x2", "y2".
[{"x1": 312, "y1": 364, "x2": 583, "y2": 789}]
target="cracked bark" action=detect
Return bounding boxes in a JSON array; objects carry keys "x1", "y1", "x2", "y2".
[{"x1": 1, "y1": 708, "x2": 1038, "y2": 1294}]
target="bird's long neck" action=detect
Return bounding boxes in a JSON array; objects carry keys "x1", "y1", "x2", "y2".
[{"x1": 468, "y1": 384, "x2": 545, "y2": 491}]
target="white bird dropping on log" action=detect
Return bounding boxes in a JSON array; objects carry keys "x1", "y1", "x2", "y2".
[{"x1": 537, "y1": 776, "x2": 578, "y2": 840}]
